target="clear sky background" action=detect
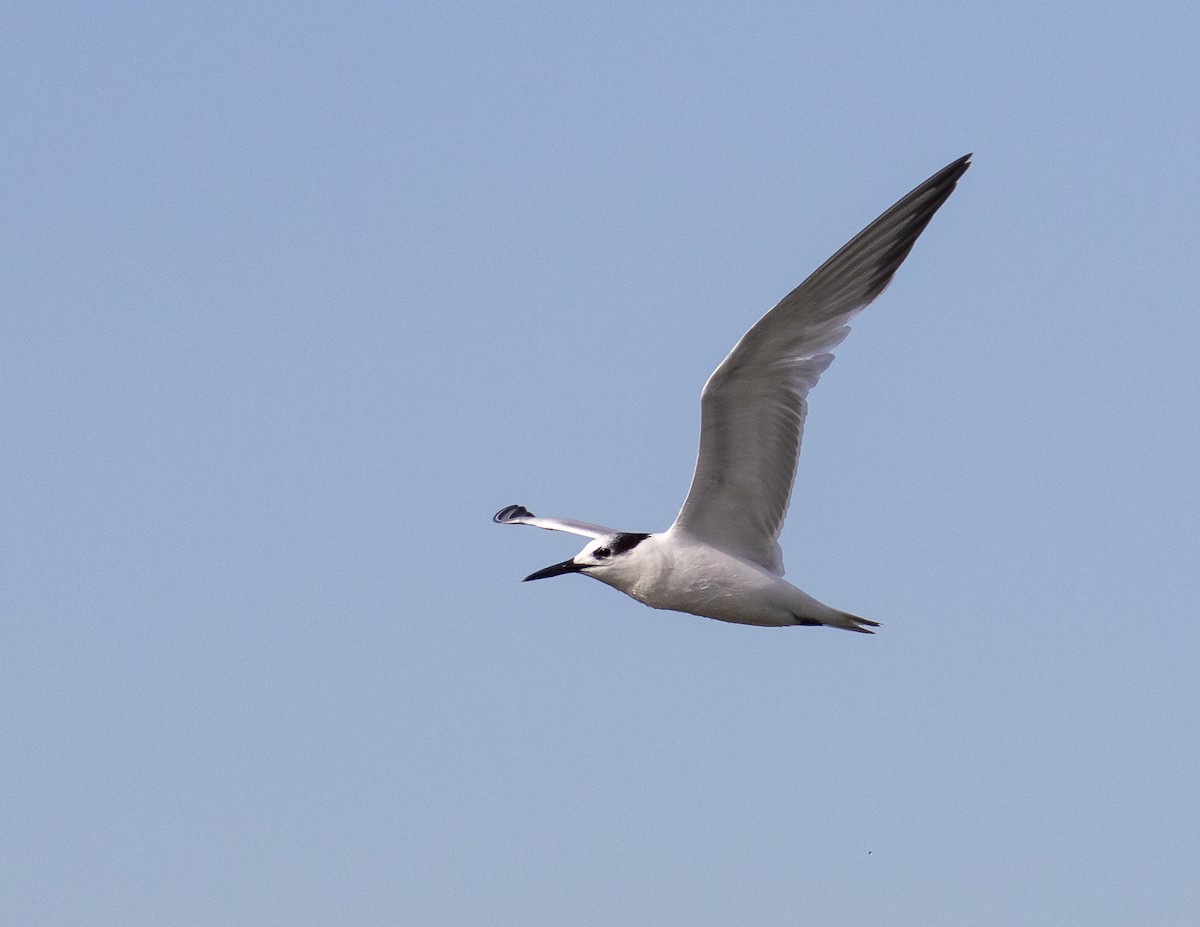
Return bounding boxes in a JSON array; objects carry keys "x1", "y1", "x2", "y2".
[{"x1": 3, "y1": 2, "x2": 1198, "y2": 925}]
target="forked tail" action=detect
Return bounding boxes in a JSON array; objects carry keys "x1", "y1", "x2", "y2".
[{"x1": 800, "y1": 609, "x2": 880, "y2": 634}]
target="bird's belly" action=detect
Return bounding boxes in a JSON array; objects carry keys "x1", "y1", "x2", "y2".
[{"x1": 628, "y1": 554, "x2": 796, "y2": 627}]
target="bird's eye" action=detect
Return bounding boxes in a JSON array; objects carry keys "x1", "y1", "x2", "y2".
[{"x1": 594, "y1": 547, "x2": 611, "y2": 559}]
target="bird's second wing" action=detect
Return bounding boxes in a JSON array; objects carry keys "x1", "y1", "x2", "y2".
[
  {"x1": 493, "y1": 504, "x2": 616, "y2": 539},
  {"x1": 670, "y1": 154, "x2": 971, "y2": 574}
]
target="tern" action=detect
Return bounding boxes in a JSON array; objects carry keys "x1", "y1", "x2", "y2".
[{"x1": 495, "y1": 154, "x2": 970, "y2": 631}]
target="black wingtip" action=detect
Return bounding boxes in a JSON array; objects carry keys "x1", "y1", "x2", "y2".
[
  {"x1": 950, "y1": 152, "x2": 972, "y2": 177},
  {"x1": 856, "y1": 153, "x2": 973, "y2": 299},
  {"x1": 912, "y1": 154, "x2": 971, "y2": 209},
  {"x1": 924, "y1": 152, "x2": 972, "y2": 198},
  {"x1": 493, "y1": 504, "x2": 534, "y2": 524}
]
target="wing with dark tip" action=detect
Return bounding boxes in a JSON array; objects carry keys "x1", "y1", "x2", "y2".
[
  {"x1": 493, "y1": 504, "x2": 616, "y2": 540},
  {"x1": 669, "y1": 154, "x2": 971, "y2": 574}
]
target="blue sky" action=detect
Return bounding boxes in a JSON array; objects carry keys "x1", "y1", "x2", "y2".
[{"x1": 3, "y1": 2, "x2": 1199, "y2": 924}]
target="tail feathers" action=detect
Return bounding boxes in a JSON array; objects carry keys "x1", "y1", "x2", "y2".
[
  {"x1": 796, "y1": 609, "x2": 881, "y2": 634},
  {"x1": 833, "y1": 609, "x2": 880, "y2": 634}
]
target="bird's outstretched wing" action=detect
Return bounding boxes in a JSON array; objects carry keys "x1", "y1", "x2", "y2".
[
  {"x1": 669, "y1": 154, "x2": 971, "y2": 574},
  {"x1": 493, "y1": 504, "x2": 616, "y2": 540}
]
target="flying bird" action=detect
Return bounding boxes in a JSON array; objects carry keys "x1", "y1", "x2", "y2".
[{"x1": 494, "y1": 154, "x2": 970, "y2": 631}]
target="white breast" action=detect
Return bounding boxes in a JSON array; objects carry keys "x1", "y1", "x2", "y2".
[{"x1": 613, "y1": 531, "x2": 803, "y2": 626}]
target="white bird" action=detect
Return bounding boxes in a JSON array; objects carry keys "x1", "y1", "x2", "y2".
[{"x1": 495, "y1": 154, "x2": 970, "y2": 631}]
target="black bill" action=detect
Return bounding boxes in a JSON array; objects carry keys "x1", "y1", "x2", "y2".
[{"x1": 522, "y1": 559, "x2": 584, "y2": 582}]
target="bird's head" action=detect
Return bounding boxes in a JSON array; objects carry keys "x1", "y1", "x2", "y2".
[{"x1": 523, "y1": 532, "x2": 653, "y2": 587}]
